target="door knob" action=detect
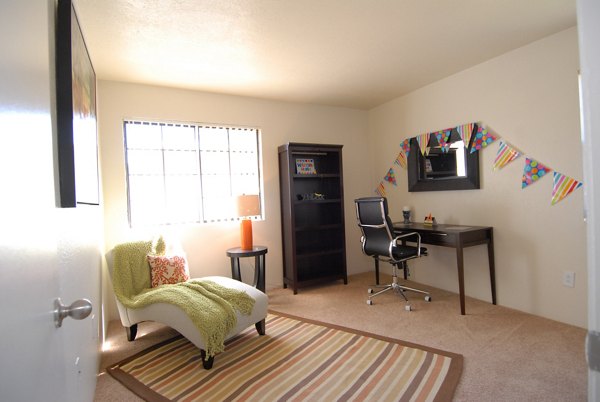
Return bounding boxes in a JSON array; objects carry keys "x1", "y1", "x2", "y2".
[{"x1": 54, "y1": 298, "x2": 92, "y2": 328}]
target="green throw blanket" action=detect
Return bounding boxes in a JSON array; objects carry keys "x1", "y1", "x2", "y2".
[{"x1": 112, "y1": 239, "x2": 255, "y2": 357}]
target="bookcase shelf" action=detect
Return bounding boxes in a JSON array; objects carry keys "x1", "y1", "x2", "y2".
[{"x1": 278, "y1": 142, "x2": 348, "y2": 294}]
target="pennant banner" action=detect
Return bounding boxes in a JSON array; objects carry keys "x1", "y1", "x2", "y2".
[
  {"x1": 551, "y1": 172, "x2": 582, "y2": 205},
  {"x1": 471, "y1": 125, "x2": 498, "y2": 153},
  {"x1": 522, "y1": 157, "x2": 552, "y2": 189},
  {"x1": 394, "y1": 151, "x2": 407, "y2": 169},
  {"x1": 384, "y1": 168, "x2": 397, "y2": 186},
  {"x1": 375, "y1": 181, "x2": 386, "y2": 197},
  {"x1": 457, "y1": 123, "x2": 475, "y2": 147},
  {"x1": 494, "y1": 140, "x2": 522, "y2": 170},
  {"x1": 400, "y1": 138, "x2": 411, "y2": 159},
  {"x1": 416, "y1": 133, "x2": 430, "y2": 156},
  {"x1": 379, "y1": 121, "x2": 583, "y2": 209},
  {"x1": 434, "y1": 129, "x2": 452, "y2": 152}
]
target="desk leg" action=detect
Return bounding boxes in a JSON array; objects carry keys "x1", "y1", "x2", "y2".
[
  {"x1": 487, "y1": 229, "x2": 497, "y2": 305},
  {"x1": 456, "y1": 246, "x2": 466, "y2": 315},
  {"x1": 230, "y1": 257, "x2": 241, "y2": 282},
  {"x1": 254, "y1": 254, "x2": 266, "y2": 293}
]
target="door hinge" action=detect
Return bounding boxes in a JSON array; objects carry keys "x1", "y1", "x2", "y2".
[{"x1": 587, "y1": 331, "x2": 600, "y2": 371}]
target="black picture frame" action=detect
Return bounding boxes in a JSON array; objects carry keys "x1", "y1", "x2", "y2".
[
  {"x1": 407, "y1": 125, "x2": 480, "y2": 192},
  {"x1": 56, "y1": 0, "x2": 99, "y2": 207}
]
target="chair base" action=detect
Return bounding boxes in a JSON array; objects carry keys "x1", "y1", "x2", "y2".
[{"x1": 367, "y1": 273, "x2": 431, "y2": 309}]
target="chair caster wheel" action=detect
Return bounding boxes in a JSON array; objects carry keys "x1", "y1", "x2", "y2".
[
  {"x1": 368, "y1": 288, "x2": 373, "y2": 294},
  {"x1": 367, "y1": 300, "x2": 373, "y2": 305},
  {"x1": 405, "y1": 305, "x2": 412, "y2": 311},
  {"x1": 425, "y1": 296, "x2": 432, "y2": 302}
]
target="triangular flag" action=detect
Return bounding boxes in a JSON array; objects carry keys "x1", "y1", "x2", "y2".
[
  {"x1": 551, "y1": 172, "x2": 583, "y2": 205},
  {"x1": 400, "y1": 138, "x2": 411, "y2": 159},
  {"x1": 375, "y1": 181, "x2": 386, "y2": 197},
  {"x1": 434, "y1": 129, "x2": 452, "y2": 152},
  {"x1": 471, "y1": 124, "x2": 498, "y2": 153},
  {"x1": 416, "y1": 133, "x2": 430, "y2": 156},
  {"x1": 522, "y1": 157, "x2": 552, "y2": 189},
  {"x1": 457, "y1": 123, "x2": 475, "y2": 148},
  {"x1": 384, "y1": 168, "x2": 397, "y2": 186},
  {"x1": 394, "y1": 151, "x2": 407, "y2": 169},
  {"x1": 494, "y1": 140, "x2": 522, "y2": 170}
]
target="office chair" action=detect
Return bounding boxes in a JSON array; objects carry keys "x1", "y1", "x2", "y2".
[{"x1": 354, "y1": 197, "x2": 431, "y2": 310}]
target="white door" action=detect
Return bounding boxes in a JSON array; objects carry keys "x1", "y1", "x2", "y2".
[
  {"x1": 577, "y1": 0, "x2": 600, "y2": 399},
  {"x1": 56, "y1": 207, "x2": 103, "y2": 402},
  {"x1": 0, "y1": 2, "x2": 101, "y2": 401}
]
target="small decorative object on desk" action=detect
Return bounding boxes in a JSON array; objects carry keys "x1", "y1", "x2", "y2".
[
  {"x1": 295, "y1": 158, "x2": 316, "y2": 175},
  {"x1": 424, "y1": 214, "x2": 436, "y2": 226},
  {"x1": 402, "y1": 206, "x2": 411, "y2": 224}
]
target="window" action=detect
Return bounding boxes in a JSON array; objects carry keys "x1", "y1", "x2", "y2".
[{"x1": 124, "y1": 120, "x2": 262, "y2": 227}]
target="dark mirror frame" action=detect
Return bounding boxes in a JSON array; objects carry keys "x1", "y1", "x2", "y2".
[{"x1": 407, "y1": 126, "x2": 480, "y2": 192}]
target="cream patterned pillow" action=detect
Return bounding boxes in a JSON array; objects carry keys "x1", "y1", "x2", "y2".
[{"x1": 147, "y1": 255, "x2": 190, "y2": 287}]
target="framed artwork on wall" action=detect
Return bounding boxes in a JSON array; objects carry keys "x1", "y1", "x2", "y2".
[
  {"x1": 295, "y1": 158, "x2": 316, "y2": 175},
  {"x1": 56, "y1": 0, "x2": 99, "y2": 207}
]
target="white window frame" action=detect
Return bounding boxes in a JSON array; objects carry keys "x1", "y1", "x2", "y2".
[{"x1": 123, "y1": 120, "x2": 263, "y2": 227}]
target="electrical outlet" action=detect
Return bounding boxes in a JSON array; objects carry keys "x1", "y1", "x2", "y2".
[{"x1": 563, "y1": 271, "x2": 575, "y2": 288}]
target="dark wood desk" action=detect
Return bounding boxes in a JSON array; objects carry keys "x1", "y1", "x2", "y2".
[{"x1": 392, "y1": 222, "x2": 496, "y2": 315}]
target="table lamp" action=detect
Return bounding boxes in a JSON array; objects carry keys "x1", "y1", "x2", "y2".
[{"x1": 237, "y1": 194, "x2": 260, "y2": 250}]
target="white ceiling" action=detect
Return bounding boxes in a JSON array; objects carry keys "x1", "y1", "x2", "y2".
[{"x1": 74, "y1": 0, "x2": 577, "y2": 110}]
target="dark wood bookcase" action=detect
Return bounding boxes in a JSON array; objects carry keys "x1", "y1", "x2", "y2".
[{"x1": 278, "y1": 143, "x2": 348, "y2": 294}]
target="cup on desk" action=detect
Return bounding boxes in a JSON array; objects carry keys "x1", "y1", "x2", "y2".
[{"x1": 402, "y1": 206, "x2": 411, "y2": 224}]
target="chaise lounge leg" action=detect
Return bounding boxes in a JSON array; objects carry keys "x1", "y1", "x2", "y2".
[
  {"x1": 255, "y1": 319, "x2": 265, "y2": 335},
  {"x1": 199, "y1": 320, "x2": 267, "y2": 370},
  {"x1": 125, "y1": 324, "x2": 138, "y2": 342},
  {"x1": 200, "y1": 350, "x2": 214, "y2": 369}
]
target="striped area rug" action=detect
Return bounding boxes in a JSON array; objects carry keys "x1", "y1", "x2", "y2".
[{"x1": 107, "y1": 312, "x2": 462, "y2": 401}]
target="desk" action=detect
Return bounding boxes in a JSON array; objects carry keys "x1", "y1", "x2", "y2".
[
  {"x1": 226, "y1": 246, "x2": 267, "y2": 293},
  {"x1": 392, "y1": 222, "x2": 496, "y2": 315}
]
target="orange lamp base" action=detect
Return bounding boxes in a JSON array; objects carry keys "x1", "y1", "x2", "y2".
[{"x1": 240, "y1": 219, "x2": 253, "y2": 250}]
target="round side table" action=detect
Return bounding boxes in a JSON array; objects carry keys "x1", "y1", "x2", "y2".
[{"x1": 226, "y1": 246, "x2": 267, "y2": 292}]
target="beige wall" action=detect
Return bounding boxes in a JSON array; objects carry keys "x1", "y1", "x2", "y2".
[
  {"x1": 98, "y1": 26, "x2": 586, "y2": 329},
  {"x1": 368, "y1": 27, "x2": 586, "y2": 328},
  {"x1": 97, "y1": 82, "x2": 371, "y2": 321}
]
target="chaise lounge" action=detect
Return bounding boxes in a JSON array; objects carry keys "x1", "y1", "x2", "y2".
[{"x1": 106, "y1": 240, "x2": 268, "y2": 369}]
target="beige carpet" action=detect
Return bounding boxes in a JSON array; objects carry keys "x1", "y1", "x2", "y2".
[{"x1": 94, "y1": 272, "x2": 587, "y2": 401}]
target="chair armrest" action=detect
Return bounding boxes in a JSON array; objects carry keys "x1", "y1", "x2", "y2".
[{"x1": 392, "y1": 232, "x2": 423, "y2": 256}]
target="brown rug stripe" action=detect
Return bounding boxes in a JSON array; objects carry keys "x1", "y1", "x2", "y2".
[{"x1": 107, "y1": 312, "x2": 462, "y2": 402}]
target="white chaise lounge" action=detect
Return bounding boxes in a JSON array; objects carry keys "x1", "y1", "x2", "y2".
[{"x1": 106, "y1": 250, "x2": 268, "y2": 369}]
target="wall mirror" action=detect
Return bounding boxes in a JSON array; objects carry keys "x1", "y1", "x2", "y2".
[{"x1": 407, "y1": 126, "x2": 480, "y2": 192}]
